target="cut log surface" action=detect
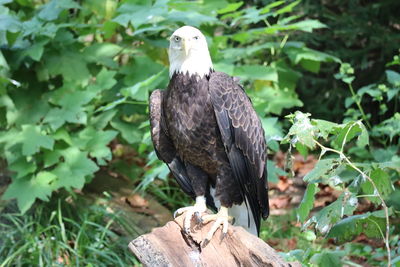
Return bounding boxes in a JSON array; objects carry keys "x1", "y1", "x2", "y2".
[{"x1": 129, "y1": 215, "x2": 300, "y2": 267}]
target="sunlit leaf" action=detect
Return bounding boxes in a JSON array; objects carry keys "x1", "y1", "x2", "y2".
[{"x1": 297, "y1": 183, "x2": 318, "y2": 222}]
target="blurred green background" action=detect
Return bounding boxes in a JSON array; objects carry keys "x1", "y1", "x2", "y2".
[{"x1": 0, "y1": 0, "x2": 399, "y2": 266}]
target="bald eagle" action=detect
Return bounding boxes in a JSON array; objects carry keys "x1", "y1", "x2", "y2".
[{"x1": 149, "y1": 26, "x2": 269, "y2": 244}]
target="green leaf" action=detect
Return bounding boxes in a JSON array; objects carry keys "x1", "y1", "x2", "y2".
[
  {"x1": 91, "y1": 109, "x2": 118, "y2": 130},
  {"x1": 88, "y1": 68, "x2": 117, "y2": 93},
  {"x1": 286, "y1": 111, "x2": 315, "y2": 149},
  {"x1": 52, "y1": 147, "x2": 99, "y2": 190},
  {"x1": 73, "y1": 127, "x2": 118, "y2": 165},
  {"x1": 286, "y1": 19, "x2": 328, "y2": 32},
  {"x1": 303, "y1": 158, "x2": 339, "y2": 183},
  {"x1": 266, "y1": 160, "x2": 286, "y2": 184},
  {"x1": 20, "y1": 125, "x2": 54, "y2": 156},
  {"x1": 304, "y1": 192, "x2": 358, "y2": 234},
  {"x1": 110, "y1": 119, "x2": 143, "y2": 145},
  {"x1": 2, "y1": 171, "x2": 57, "y2": 213},
  {"x1": 312, "y1": 119, "x2": 339, "y2": 139},
  {"x1": 327, "y1": 213, "x2": 386, "y2": 243},
  {"x1": 333, "y1": 121, "x2": 368, "y2": 149},
  {"x1": 284, "y1": 46, "x2": 340, "y2": 65},
  {"x1": 310, "y1": 251, "x2": 344, "y2": 267},
  {"x1": 275, "y1": 0, "x2": 300, "y2": 15},
  {"x1": 121, "y1": 68, "x2": 167, "y2": 102},
  {"x1": 361, "y1": 168, "x2": 393, "y2": 204},
  {"x1": 386, "y1": 70, "x2": 400, "y2": 86},
  {"x1": 45, "y1": 50, "x2": 90, "y2": 85},
  {"x1": 83, "y1": 43, "x2": 123, "y2": 67},
  {"x1": 260, "y1": 1, "x2": 285, "y2": 14},
  {"x1": 9, "y1": 157, "x2": 37, "y2": 179},
  {"x1": 217, "y1": 2, "x2": 243, "y2": 14},
  {"x1": 233, "y1": 65, "x2": 278, "y2": 82},
  {"x1": 113, "y1": 0, "x2": 167, "y2": 28},
  {"x1": 38, "y1": 0, "x2": 80, "y2": 21},
  {"x1": 297, "y1": 183, "x2": 318, "y2": 222},
  {"x1": 43, "y1": 149, "x2": 61, "y2": 168},
  {"x1": 167, "y1": 10, "x2": 218, "y2": 27},
  {"x1": 356, "y1": 121, "x2": 369, "y2": 147}
]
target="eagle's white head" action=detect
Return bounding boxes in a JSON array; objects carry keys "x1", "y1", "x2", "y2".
[{"x1": 168, "y1": 26, "x2": 213, "y2": 78}]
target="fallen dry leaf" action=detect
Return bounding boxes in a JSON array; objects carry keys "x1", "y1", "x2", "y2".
[
  {"x1": 126, "y1": 194, "x2": 149, "y2": 208},
  {"x1": 270, "y1": 195, "x2": 292, "y2": 209}
]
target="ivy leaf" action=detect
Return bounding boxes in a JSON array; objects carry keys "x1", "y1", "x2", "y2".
[
  {"x1": 52, "y1": 147, "x2": 99, "y2": 190},
  {"x1": 20, "y1": 125, "x2": 54, "y2": 156},
  {"x1": 297, "y1": 183, "x2": 318, "y2": 222},
  {"x1": 2, "y1": 171, "x2": 57, "y2": 213}
]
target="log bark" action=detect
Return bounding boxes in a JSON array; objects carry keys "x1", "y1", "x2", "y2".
[{"x1": 128, "y1": 215, "x2": 300, "y2": 267}]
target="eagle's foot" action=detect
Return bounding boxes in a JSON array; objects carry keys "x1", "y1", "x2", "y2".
[
  {"x1": 201, "y1": 206, "x2": 232, "y2": 248},
  {"x1": 173, "y1": 196, "x2": 207, "y2": 234}
]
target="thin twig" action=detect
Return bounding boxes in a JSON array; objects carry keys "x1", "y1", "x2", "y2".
[{"x1": 347, "y1": 83, "x2": 372, "y2": 129}]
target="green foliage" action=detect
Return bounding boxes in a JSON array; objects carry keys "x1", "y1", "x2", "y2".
[
  {"x1": 286, "y1": 107, "x2": 399, "y2": 265},
  {"x1": 0, "y1": 0, "x2": 337, "y2": 215}
]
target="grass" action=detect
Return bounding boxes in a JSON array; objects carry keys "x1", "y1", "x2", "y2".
[{"x1": 0, "y1": 197, "x2": 140, "y2": 267}]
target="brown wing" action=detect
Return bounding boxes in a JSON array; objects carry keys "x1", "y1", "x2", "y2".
[
  {"x1": 149, "y1": 89, "x2": 195, "y2": 197},
  {"x1": 209, "y1": 72, "x2": 269, "y2": 232}
]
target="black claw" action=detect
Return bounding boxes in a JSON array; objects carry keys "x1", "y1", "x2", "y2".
[
  {"x1": 220, "y1": 232, "x2": 227, "y2": 242},
  {"x1": 202, "y1": 239, "x2": 210, "y2": 248},
  {"x1": 194, "y1": 212, "x2": 202, "y2": 224}
]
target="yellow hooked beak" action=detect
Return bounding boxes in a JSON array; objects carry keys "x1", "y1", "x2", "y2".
[{"x1": 182, "y1": 38, "x2": 190, "y2": 56}]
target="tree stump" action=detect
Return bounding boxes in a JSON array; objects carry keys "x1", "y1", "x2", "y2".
[{"x1": 128, "y1": 215, "x2": 300, "y2": 267}]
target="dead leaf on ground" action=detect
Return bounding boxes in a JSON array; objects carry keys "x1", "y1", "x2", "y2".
[
  {"x1": 276, "y1": 176, "x2": 292, "y2": 192},
  {"x1": 126, "y1": 194, "x2": 149, "y2": 208},
  {"x1": 270, "y1": 195, "x2": 292, "y2": 209},
  {"x1": 287, "y1": 237, "x2": 297, "y2": 250}
]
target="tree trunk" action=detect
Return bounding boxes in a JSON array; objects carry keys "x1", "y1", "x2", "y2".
[{"x1": 128, "y1": 215, "x2": 300, "y2": 267}]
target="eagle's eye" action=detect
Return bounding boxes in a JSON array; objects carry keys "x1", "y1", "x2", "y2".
[
  {"x1": 193, "y1": 36, "x2": 199, "y2": 40},
  {"x1": 174, "y1": 36, "x2": 181, "y2": 42}
]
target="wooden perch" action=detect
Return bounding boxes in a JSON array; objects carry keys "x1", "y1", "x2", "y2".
[{"x1": 128, "y1": 215, "x2": 300, "y2": 267}]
